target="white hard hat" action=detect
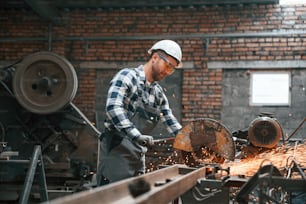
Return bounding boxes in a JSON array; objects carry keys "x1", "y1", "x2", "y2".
[{"x1": 148, "y1": 39, "x2": 183, "y2": 68}]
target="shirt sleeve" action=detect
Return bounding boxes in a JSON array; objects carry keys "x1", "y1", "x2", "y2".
[
  {"x1": 158, "y1": 88, "x2": 182, "y2": 136},
  {"x1": 105, "y1": 69, "x2": 141, "y2": 139}
]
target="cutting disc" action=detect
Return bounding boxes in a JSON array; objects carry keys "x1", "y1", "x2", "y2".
[{"x1": 174, "y1": 118, "x2": 235, "y2": 164}]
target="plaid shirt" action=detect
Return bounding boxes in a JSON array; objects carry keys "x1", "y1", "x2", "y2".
[{"x1": 104, "y1": 65, "x2": 182, "y2": 139}]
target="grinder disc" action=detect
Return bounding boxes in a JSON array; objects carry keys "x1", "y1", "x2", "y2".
[{"x1": 174, "y1": 118, "x2": 235, "y2": 165}]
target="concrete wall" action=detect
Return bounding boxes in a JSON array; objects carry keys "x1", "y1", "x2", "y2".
[{"x1": 221, "y1": 69, "x2": 306, "y2": 140}]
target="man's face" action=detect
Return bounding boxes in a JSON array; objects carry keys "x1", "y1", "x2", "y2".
[{"x1": 151, "y1": 52, "x2": 178, "y2": 81}]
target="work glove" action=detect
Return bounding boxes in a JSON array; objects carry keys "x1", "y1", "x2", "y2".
[{"x1": 135, "y1": 135, "x2": 154, "y2": 147}]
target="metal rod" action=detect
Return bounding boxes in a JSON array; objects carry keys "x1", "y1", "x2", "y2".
[
  {"x1": 153, "y1": 137, "x2": 175, "y2": 143},
  {"x1": 286, "y1": 118, "x2": 306, "y2": 141},
  {"x1": 19, "y1": 145, "x2": 41, "y2": 204},
  {"x1": 37, "y1": 147, "x2": 49, "y2": 202},
  {"x1": 48, "y1": 23, "x2": 52, "y2": 51},
  {"x1": 1, "y1": 30, "x2": 306, "y2": 43},
  {"x1": 232, "y1": 136, "x2": 248, "y2": 144}
]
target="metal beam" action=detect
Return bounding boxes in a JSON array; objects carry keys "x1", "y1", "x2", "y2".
[
  {"x1": 1, "y1": 29, "x2": 306, "y2": 43},
  {"x1": 1, "y1": 0, "x2": 279, "y2": 9},
  {"x1": 208, "y1": 60, "x2": 306, "y2": 69},
  {"x1": 53, "y1": 0, "x2": 279, "y2": 9},
  {"x1": 46, "y1": 165, "x2": 207, "y2": 204}
]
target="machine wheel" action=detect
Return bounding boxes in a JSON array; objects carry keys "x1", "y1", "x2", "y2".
[{"x1": 13, "y1": 51, "x2": 78, "y2": 114}]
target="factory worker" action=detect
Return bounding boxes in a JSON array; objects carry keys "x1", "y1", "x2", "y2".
[{"x1": 97, "y1": 39, "x2": 183, "y2": 185}]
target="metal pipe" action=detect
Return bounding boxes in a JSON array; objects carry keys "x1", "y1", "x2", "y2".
[
  {"x1": 1, "y1": 30, "x2": 306, "y2": 43},
  {"x1": 19, "y1": 145, "x2": 41, "y2": 204},
  {"x1": 153, "y1": 137, "x2": 175, "y2": 143},
  {"x1": 37, "y1": 146, "x2": 49, "y2": 202},
  {"x1": 48, "y1": 23, "x2": 52, "y2": 51}
]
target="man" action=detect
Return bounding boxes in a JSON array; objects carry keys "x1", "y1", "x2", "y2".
[{"x1": 97, "y1": 39, "x2": 183, "y2": 185}]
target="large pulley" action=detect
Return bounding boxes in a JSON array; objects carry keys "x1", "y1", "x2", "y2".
[{"x1": 13, "y1": 51, "x2": 78, "y2": 114}]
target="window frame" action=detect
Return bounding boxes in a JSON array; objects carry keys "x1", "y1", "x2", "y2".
[{"x1": 250, "y1": 71, "x2": 291, "y2": 106}]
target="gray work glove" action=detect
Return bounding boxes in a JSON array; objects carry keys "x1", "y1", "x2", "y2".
[{"x1": 135, "y1": 135, "x2": 154, "y2": 147}]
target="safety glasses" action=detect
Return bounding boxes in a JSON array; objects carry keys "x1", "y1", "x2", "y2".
[{"x1": 157, "y1": 52, "x2": 177, "y2": 74}]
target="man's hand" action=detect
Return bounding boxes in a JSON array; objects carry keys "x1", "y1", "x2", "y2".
[{"x1": 135, "y1": 135, "x2": 154, "y2": 147}]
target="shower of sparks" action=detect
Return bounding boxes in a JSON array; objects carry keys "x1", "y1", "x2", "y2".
[
  {"x1": 146, "y1": 140, "x2": 306, "y2": 179},
  {"x1": 223, "y1": 142, "x2": 306, "y2": 177}
]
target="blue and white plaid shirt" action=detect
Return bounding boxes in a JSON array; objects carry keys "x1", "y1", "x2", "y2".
[{"x1": 104, "y1": 65, "x2": 182, "y2": 140}]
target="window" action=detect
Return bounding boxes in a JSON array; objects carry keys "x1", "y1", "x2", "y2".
[
  {"x1": 250, "y1": 72, "x2": 291, "y2": 106},
  {"x1": 280, "y1": 0, "x2": 305, "y2": 5}
]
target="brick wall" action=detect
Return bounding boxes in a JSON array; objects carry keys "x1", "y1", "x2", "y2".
[{"x1": 1, "y1": 3, "x2": 306, "y2": 124}]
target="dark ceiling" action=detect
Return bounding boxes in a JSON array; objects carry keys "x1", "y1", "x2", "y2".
[{"x1": 2, "y1": 0, "x2": 279, "y2": 24}]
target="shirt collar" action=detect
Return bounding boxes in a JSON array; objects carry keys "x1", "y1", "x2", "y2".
[
  {"x1": 136, "y1": 65, "x2": 146, "y2": 82},
  {"x1": 136, "y1": 65, "x2": 158, "y2": 87}
]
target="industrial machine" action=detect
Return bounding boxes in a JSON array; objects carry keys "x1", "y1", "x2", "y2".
[
  {"x1": 0, "y1": 51, "x2": 304, "y2": 203},
  {"x1": 232, "y1": 112, "x2": 285, "y2": 159},
  {"x1": 0, "y1": 52, "x2": 100, "y2": 203},
  {"x1": 172, "y1": 114, "x2": 284, "y2": 166}
]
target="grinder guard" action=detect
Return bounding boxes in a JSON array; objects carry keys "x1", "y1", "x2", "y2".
[{"x1": 173, "y1": 118, "x2": 235, "y2": 162}]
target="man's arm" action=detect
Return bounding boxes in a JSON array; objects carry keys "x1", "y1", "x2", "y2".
[
  {"x1": 105, "y1": 69, "x2": 142, "y2": 140},
  {"x1": 159, "y1": 92, "x2": 182, "y2": 136}
]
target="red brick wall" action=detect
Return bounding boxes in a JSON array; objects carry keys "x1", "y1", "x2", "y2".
[
  {"x1": 73, "y1": 68, "x2": 97, "y2": 120},
  {"x1": 1, "y1": 3, "x2": 306, "y2": 123}
]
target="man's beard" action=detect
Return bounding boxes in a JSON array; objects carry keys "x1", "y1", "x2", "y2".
[{"x1": 151, "y1": 64, "x2": 161, "y2": 82}]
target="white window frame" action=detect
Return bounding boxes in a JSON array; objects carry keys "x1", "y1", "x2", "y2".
[
  {"x1": 250, "y1": 72, "x2": 291, "y2": 106},
  {"x1": 280, "y1": 0, "x2": 305, "y2": 5}
]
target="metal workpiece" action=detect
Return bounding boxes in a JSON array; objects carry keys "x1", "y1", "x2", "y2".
[{"x1": 46, "y1": 164, "x2": 209, "y2": 204}]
